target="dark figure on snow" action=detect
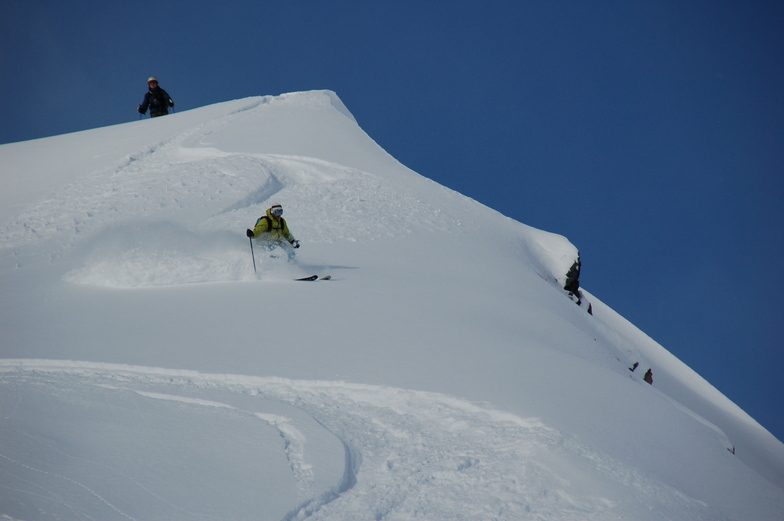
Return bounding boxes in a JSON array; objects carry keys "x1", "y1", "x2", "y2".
[
  {"x1": 138, "y1": 76, "x2": 174, "y2": 117},
  {"x1": 246, "y1": 204, "x2": 300, "y2": 260}
]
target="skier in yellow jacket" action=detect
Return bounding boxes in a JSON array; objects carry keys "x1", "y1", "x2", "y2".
[{"x1": 246, "y1": 204, "x2": 300, "y2": 259}]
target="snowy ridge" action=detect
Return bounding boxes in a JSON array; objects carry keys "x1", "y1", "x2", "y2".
[{"x1": 1, "y1": 90, "x2": 783, "y2": 520}]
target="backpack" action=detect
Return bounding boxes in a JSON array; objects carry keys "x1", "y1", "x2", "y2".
[
  {"x1": 149, "y1": 89, "x2": 166, "y2": 110},
  {"x1": 255, "y1": 215, "x2": 287, "y2": 235}
]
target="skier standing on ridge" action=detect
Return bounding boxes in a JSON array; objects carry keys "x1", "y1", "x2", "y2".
[
  {"x1": 137, "y1": 76, "x2": 174, "y2": 118},
  {"x1": 246, "y1": 204, "x2": 300, "y2": 260}
]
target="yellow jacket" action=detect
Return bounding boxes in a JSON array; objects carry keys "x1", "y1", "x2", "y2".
[{"x1": 250, "y1": 208, "x2": 296, "y2": 243}]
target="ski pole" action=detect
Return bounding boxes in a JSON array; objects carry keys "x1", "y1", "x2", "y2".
[{"x1": 249, "y1": 236, "x2": 257, "y2": 273}]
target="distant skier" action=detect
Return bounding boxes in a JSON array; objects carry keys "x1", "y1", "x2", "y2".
[
  {"x1": 137, "y1": 76, "x2": 174, "y2": 118},
  {"x1": 246, "y1": 204, "x2": 300, "y2": 259},
  {"x1": 644, "y1": 368, "x2": 653, "y2": 385}
]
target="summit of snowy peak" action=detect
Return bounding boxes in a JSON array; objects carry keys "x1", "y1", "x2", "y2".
[
  {"x1": 289, "y1": 89, "x2": 358, "y2": 123},
  {"x1": 186, "y1": 90, "x2": 407, "y2": 182}
]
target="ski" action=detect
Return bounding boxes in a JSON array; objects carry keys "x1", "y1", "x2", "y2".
[{"x1": 293, "y1": 275, "x2": 332, "y2": 281}]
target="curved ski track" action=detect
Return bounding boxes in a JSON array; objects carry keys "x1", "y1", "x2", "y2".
[{"x1": 0, "y1": 360, "x2": 710, "y2": 521}]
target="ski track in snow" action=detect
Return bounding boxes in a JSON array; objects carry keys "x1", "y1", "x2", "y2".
[
  {"x1": 0, "y1": 451, "x2": 137, "y2": 521},
  {"x1": 0, "y1": 360, "x2": 710, "y2": 521},
  {"x1": 1, "y1": 96, "x2": 271, "y2": 254}
]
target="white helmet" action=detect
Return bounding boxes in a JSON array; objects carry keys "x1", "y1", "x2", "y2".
[{"x1": 147, "y1": 76, "x2": 158, "y2": 83}]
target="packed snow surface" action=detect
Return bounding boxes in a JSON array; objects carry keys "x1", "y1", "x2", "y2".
[{"x1": 1, "y1": 91, "x2": 783, "y2": 520}]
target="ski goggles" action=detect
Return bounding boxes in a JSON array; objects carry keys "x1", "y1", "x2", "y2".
[{"x1": 271, "y1": 207, "x2": 283, "y2": 216}]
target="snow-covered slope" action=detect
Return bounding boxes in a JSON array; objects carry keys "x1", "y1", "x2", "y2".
[{"x1": 1, "y1": 90, "x2": 782, "y2": 520}]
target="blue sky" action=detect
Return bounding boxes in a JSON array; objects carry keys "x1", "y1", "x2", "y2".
[{"x1": 2, "y1": 1, "x2": 782, "y2": 443}]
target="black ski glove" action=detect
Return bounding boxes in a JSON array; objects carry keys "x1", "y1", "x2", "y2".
[{"x1": 246, "y1": 229, "x2": 254, "y2": 238}]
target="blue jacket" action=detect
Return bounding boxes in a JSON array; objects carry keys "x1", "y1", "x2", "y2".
[{"x1": 139, "y1": 87, "x2": 174, "y2": 117}]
